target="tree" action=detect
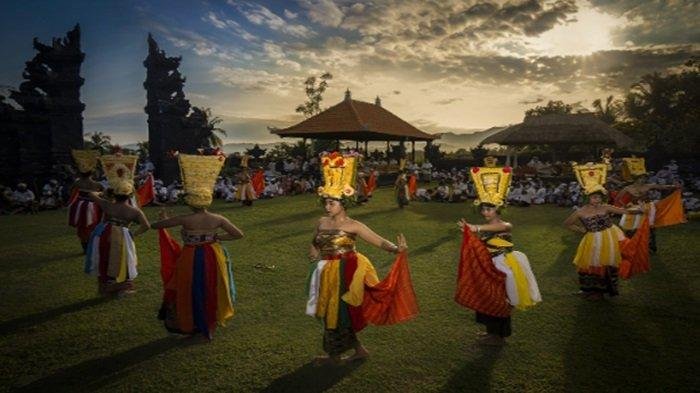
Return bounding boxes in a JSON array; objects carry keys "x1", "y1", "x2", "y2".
[
  {"x1": 622, "y1": 58, "x2": 700, "y2": 157},
  {"x1": 311, "y1": 139, "x2": 337, "y2": 155},
  {"x1": 525, "y1": 100, "x2": 574, "y2": 117},
  {"x1": 296, "y1": 72, "x2": 333, "y2": 118},
  {"x1": 424, "y1": 142, "x2": 443, "y2": 163},
  {"x1": 470, "y1": 143, "x2": 488, "y2": 163},
  {"x1": 592, "y1": 95, "x2": 623, "y2": 124},
  {"x1": 136, "y1": 140, "x2": 149, "y2": 160},
  {"x1": 191, "y1": 107, "x2": 227, "y2": 148},
  {"x1": 84, "y1": 132, "x2": 112, "y2": 153}
]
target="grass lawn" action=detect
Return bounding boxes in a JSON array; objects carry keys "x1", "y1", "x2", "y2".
[{"x1": 1, "y1": 187, "x2": 699, "y2": 392}]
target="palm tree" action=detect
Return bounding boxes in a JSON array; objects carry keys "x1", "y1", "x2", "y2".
[
  {"x1": 84, "y1": 132, "x2": 112, "y2": 153},
  {"x1": 592, "y1": 95, "x2": 621, "y2": 125}
]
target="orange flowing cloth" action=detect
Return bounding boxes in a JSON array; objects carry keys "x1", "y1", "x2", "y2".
[
  {"x1": 252, "y1": 170, "x2": 265, "y2": 196},
  {"x1": 364, "y1": 172, "x2": 377, "y2": 195},
  {"x1": 613, "y1": 191, "x2": 632, "y2": 207},
  {"x1": 408, "y1": 175, "x2": 417, "y2": 197},
  {"x1": 455, "y1": 229, "x2": 510, "y2": 317},
  {"x1": 362, "y1": 252, "x2": 419, "y2": 326},
  {"x1": 654, "y1": 189, "x2": 687, "y2": 227},
  {"x1": 619, "y1": 217, "x2": 650, "y2": 279},
  {"x1": 158, "y1": 228, "x2": 182, "y2": 302},
  {"x1": 136, "y1": 174, "x2": 155, "y2": 207}
]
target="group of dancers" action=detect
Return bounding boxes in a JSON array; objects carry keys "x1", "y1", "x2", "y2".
[{"x1": 65, "y1": 147, "x2": 685, "y2": 363}]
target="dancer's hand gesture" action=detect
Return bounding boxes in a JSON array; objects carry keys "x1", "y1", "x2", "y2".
[{"x1": 396, "y1": 233, "x2": 408, "y2": 252}]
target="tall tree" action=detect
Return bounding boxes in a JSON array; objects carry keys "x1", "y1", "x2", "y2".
[
  {"x1": 84, "y1": 132, "x2": 112, "y2": 153},
  {"x1": 296, "y1": 72, "x2": 333, "y2": 118}
]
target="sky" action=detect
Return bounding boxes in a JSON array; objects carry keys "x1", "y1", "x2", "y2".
[{"x1": 1, "y1": 0, "x2": 698, "y2": 144}]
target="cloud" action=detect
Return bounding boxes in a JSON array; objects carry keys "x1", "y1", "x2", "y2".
[
  {"x1": 233, "y1": 2, "x2": 315, "y2": 38},
  {"x1": 433, "y1": 97, "x2": 463, "y2": 105},
  {"x1": 284, "y1": 9, "x2": 298, "y2": 19},
  {"x1": 299, "y1": 0, "x2": 345, "y2": 27},
  {"x1": 518, "y1": 97, "x2": 545, "y2": 105},
  {"x1": 210, "y1": 66, "x2": 304, "y2": 95}
]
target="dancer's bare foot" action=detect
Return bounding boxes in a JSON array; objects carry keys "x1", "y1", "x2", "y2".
[
  {"x1": 475, "y1": 331, "x2": 489, "y2": 337},
  {"x1": 313, "y1": 355, "x2": 344, "y2": 367},
  {"x1": 344, "y1": 346, "x2": 369, "y2": 362},
  {"x1": 478, "y1": 334, "x2": 506, "y2": 346}
]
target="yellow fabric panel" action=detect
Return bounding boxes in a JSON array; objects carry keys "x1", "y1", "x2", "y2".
[
  {"x1": 573, "y1": 227, "x2": 621, "y2": 269},
  {"x1": 317, "y1": 259, "x2": 341, "y2": 329},
  {"x1": 504, "y1": 252, "x2": 535, "y2": 310},
  {"x1": 212, "y1": 244, "x2": 235, "y2": 324},
  {"x1": 341, "y1": 253, "x2": 379, "y2": 306}
]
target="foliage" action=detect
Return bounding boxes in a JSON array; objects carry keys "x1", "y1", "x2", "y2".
[
  {"x1": 424, "y1": 142, "x2": 443, "y2": 163},
  {"x1": 311, "y1": 139, "x2": 337, "y2": 155},
  {"x1": 620, "y1": 58, "x2": 700, "y2": 157},
  {"x1": 83, "y1": 131, "x2": 113, "y2": 153},
  {"x1": 525, "y1": 100, "x2": 574, "y2": 117},
  {"x1": 591, "y1": 95, "x2": 624, "y2": 125},
  {"x1": 295, "y1": 72, "x2": 333, "y2": 118},
  {"x1": 469, "y1": 143, "x2": 488, "y2": 163},
  {"x1": 191, "y1": 107, "x2": 227, "y2": 148},
  {"x1": 136, "y1": 140, "x2": 149, "y2": 160}
]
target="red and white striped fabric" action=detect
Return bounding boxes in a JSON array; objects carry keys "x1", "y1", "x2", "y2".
[{"x1": 68, "y1": 196, "x2": 102, "y2": 229}]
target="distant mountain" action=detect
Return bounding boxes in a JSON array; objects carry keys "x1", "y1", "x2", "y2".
[{"x1": 432, "y1": 126, "x2": 509, "y2": 152}]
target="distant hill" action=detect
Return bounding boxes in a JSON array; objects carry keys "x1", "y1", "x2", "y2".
[{"x1": 432, "y1": 126, "x2": 509, "y2": 152}]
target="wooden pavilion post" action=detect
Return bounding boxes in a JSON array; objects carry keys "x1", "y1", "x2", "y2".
[
  {"x1": 411, "y1": 140, "x2": 416, "y2": 162},
  {"x1": 364, "y1": 140, "x2": 368, "y2": 158}
]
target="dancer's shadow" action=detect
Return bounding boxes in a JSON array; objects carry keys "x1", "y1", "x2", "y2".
[
  {"x1": 259, "y1": 360, "x2": 364, "y2": 393},
  {"x1": 15, "y1": 336, "x2": 189, "y2": 392},
  {"x1": 0, "y1": 297, "x2": 109, "y2": 336},
  {"x1": 441, "y1": 344, "x2": 504, "y2": 392}
]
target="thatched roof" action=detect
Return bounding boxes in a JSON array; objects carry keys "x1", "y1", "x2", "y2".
[
  {"x1": 271, "y1": 91, "x2": 438, "y2": 142},
  {"x1": 482, "y1": 113, "x2": 633, "y2": 147}
]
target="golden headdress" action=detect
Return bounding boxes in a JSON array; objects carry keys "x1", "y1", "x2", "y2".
[
  {"x1": 469, "y1": 165, "x2": 512, "y2": 207},
  {"x1": 71, "y1": 149, "x2": 100, "y2": 173},
  {"x1": 621, "y1": 157, "x2": 646, "y2": 181},
  {"x1": 572, "y1": 162, "x2": 607, "y2": 195},
  {"x1": 318, "y1": 152, "x2": 358, "y2": 200},
  {"x1": 100, "y1": 154, "x2": 138, "y2": 196},
  {"x1": 178, "y1": 153, "x2": 226, "y2": 209},
  {"x1": 483, "y1": 156, "x2": 498, "y2": 168}
]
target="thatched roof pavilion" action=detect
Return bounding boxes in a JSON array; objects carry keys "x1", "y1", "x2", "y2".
[
  {"x1": 482, "y1": 113, "x2": 633, "y2": 148},
  {"x1": 270, "y1": 90, "x2": 438, "y2": 159}
]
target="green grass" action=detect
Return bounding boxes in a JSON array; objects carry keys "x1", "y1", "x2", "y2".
[{"x1": 1, "y1": 188, "x2": 699, "y2": 392}]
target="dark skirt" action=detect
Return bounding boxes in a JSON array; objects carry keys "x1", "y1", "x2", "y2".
[
  {"x1": 323, "y1": 327, "x2": 358, "y2": 356},
  {"x1": 476, "y1": 312, "x2": 511, "y2": 338},
  {"x1": 578, "y1": 266, "x2": 619, "y2": 296}
]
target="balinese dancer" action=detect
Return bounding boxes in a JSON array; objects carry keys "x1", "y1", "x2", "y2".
[
  {"x1": 307, "y1": 151, "x2": 418, "y2": 365},
  {"x1": 152, "y1": 152, "x2": 243, "y2": 340},
  {"x1": 564, "y1": 162, "x2": 647, "y2": 299},
  {"x1": 235, "y1": 155, "x2": 256, "y2": 206},
  {"x1": 616, "y1": 157, "x2": 684, "y2": 253},
  {"x1": 69, "y1": 149, "x2": 104, "y2": 253},
  {"x1": 456, "y1": 158, "x2": 541, "y2": 346},
  {"x1": 84, "y1": 153, "x2": 150, "y2": 296}
]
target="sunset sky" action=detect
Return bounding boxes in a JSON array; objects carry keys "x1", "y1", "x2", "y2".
[{"x1": 1, "y1": 0, "x2": 698, "y2": 144}]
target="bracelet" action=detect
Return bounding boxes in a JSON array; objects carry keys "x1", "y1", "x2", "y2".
[{"x1": 476, "y1": 225, "x2": 481, "y2": 234}]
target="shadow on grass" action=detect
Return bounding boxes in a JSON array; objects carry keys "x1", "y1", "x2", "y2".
[
  {"x1": 0, "y1": 297, "x2": 109, "y2": 336},
  {"x1": 411, "y1": 232, "x2": 456, "y2": 258},
  {"x1": 259, "y1": 360, "x2": 364, "y2": 393},
  {"x1": 15, "y1": 336, "x2": 186, "y2": 392},
  {"x1": 563, "y1": 297, "x2": 658, "y2": 391},
  {"x1": 441, "y1": 344, "x2": 503, "y2": 392},
  {"x1": 542, "y1": 233, "x2": 580, "y2": 279}
]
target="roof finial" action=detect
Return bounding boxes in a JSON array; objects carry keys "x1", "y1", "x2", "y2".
[
  {"x1": 344, "y1": 88, "x2": 351, "y2": 101},
  {"x1": 375, "y1": 95, "x2": 381, "y2": 106}
]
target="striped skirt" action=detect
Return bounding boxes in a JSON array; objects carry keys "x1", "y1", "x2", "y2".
[
  {"x1": 84, "y1": 222, "x2": 138, "y2": 295},
  {"x1": 68, "y1": 196, "x2": 102, "y2": 242},
  {"x1": 492, "y1": 251, "x2": 541, "y2": 310},
  {"x1": 160, "y1": 243, "x2": 236, "y2": 338},
  {"x1": 620, "y1": 202, "x2": 656, "y2": 231}
]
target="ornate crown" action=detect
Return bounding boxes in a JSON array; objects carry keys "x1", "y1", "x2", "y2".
[
  {"x1": 71, "y1": 149, "x2": 100, "y2": 173},
  {"x1": 100, "y1": 154, "x2": 138, "y2": 195},
  {"x1": 572, "y1": 162, "x2": 607, "y2": 195},
  {"x1": 178, "y1": 153, "x2": 226, "y2": 208},
  {"x1": 469, "y1": 166, "x2": 512, "y2": 207},
  {"x1": 621, "y1": 157, "x2": 646, "y2": 181},
  {"x1": 317, "y1": 152, "x2": 358, "y2": 200}
]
